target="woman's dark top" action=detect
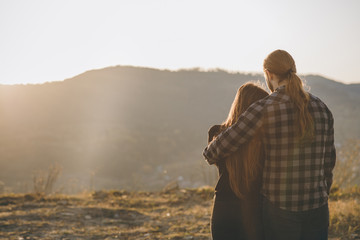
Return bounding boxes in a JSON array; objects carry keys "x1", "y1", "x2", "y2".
[
  {"x1": 214, "y1": 159, "x2": 241, "y2": 200},
  {"x1": 208, "y1": 124, "x2": 264, "y2": 240}
]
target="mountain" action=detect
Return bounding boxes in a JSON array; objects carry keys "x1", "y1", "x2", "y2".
[{"x1": 0, "y1": 66, "x2": 359, "y2": 192}]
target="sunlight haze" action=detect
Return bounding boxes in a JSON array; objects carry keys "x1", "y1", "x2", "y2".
[{"x1": 0, "y1": 0, "x2": 359, "y2": 84}]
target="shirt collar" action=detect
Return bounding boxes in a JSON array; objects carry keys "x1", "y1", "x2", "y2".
[{"x1": 275, "y1": 85, "x2": 286, "y2": 92}]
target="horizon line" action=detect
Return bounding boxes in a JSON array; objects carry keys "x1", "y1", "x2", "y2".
[{"x1": 0, "y1": 65, "x2": 358, "y2": 86}]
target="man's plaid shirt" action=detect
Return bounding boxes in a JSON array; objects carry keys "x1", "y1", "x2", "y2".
[{"x1": 203, "y1": 86, "x2": 336, "y2": 212}]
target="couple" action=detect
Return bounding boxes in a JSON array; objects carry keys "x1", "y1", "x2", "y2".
[{"x1": 203, "y1": 50, "x2": 336, "y2": 240}]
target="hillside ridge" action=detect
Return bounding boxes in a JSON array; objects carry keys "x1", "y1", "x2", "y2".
[{"x1": 0, "y1": 66, "x2": 359, "y2": 192}]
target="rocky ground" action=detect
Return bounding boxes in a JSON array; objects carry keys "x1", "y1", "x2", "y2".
[{"x1": 0, "y1": 187, "x2": 359, "y2": 240}]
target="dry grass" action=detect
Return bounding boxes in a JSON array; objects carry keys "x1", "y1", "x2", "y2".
[
  {"x1": 32, "y1": 164, "x2": 62, "y2": 195},
  {"x1": 0, "y1": 186, "x2": 359, "y2": 240},
  {"x1": 329, "y1": 186, "x2": 360, "y2": 239},
  {"x1": 0, "y1": 187, "x2": 213, "y2": 240}
]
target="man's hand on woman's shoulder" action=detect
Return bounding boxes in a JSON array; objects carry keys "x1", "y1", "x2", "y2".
[{"x1": 208, "y1": 124, "x2": 222, "y2": 143}]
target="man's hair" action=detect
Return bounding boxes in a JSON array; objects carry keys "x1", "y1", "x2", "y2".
[{"x1": 263, "y1": 49, "x2": 314, "y2": 140}]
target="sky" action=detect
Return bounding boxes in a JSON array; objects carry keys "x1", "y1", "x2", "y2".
[{"x1": 0, "y1": 0, "x2": 359, "y2": 85}]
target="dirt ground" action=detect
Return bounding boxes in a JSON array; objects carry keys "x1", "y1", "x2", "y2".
[
  {"x1": 0, "y1": 187, "x2": 358, "y2": 240},
  {"x1": 0, "y1": 188, "x2": 213, "y2": 240}
]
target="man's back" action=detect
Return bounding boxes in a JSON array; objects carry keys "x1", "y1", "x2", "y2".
[{"x1": 260, "y1": 86, "x2": 335, "y2": 211}]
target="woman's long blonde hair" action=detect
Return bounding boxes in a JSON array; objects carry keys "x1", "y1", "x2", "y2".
[
  {"x1": 263, "y1": 49, "x2": 313, "y2": 140},
  {"x1": 219, "y1": 82, "x2": 269, "y2": 199}
]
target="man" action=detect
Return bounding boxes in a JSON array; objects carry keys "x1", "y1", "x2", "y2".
[{"x1": 203, "y1": 50, "x2": 336, "y2": 240}]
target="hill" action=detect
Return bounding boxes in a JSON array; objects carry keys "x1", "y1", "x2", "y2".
[{"x1": 0, "y1": 66, "x2": 359, "y2": 192}]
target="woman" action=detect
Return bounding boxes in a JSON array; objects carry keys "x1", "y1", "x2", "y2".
[{"x1": 209, "y1": 82, "x2": 269, "y2": 240}]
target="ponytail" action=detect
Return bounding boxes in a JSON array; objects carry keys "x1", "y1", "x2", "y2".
[{"x1": 286, "y1": 71, "x2": 314, "y2": 140}]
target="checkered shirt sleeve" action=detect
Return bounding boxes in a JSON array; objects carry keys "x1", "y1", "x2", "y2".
[{"x1": 203, "y1": 100, "x2": 265, "y2": 165}]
